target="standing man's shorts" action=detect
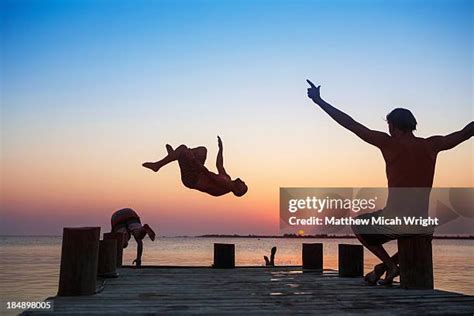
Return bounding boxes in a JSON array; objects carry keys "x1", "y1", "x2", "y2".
[
  {"x1": 351, "y1": 209, "x2": 434, "y2": 246},
  {"x1": 111, "y1": 208, "x2": 142, "y2": 235}
]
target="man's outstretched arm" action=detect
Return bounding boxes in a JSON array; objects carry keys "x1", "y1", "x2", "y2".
[
  {"x1": 428, "y1": 121, "x2": 474, "y2": 152},
  {"x1": 216, "y1": 136, "x2": 228, "y2": 176},
  {"x1": 133, "y1": 235, "x2": 143, "y2": 267},
  {"x1": 306, "y1": 80, "x2": 390, "y2": 148}
]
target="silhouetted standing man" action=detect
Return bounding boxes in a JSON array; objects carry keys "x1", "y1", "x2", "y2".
[{"x1": 306, "y1": 79, "x2": 473, "y2": 284}]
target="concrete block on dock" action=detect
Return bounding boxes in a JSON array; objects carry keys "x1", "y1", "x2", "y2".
[
  {"x1": 58, "y1": 227, "x2": 100, "y2": 296},
  {"x1": 302, "y1": 243, "x2": 323, "y2": 270},
  {"x1": 213, "y1": 243, "x2": 235, "y2": 268},
  {"x1": 338, "y1": 244, "x2": 363, "y2": 277}
]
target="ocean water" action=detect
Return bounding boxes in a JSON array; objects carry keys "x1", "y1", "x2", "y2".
[{"x1": 0, "y1": 236, "x2": 473, "y2": 306}]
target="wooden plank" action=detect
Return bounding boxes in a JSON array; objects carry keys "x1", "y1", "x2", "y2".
[{"x1": 23, "y1": 267, "x2": 474, "y2": 315}]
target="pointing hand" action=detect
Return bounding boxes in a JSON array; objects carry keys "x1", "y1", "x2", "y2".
[{"x1": 306, "y1": 79, "x2": 321, "y2": 102}]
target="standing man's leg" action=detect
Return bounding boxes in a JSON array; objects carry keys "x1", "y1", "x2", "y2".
[{"x1": 355, "y1": 233, "x2": 399, "y2": 284}]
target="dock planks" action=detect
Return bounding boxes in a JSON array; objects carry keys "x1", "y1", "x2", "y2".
[{"x1": 24, "y1": 266, "x2": 474, "y2": 315}]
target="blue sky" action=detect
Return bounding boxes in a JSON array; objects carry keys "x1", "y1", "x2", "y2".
[{"x1": 3, "y1": 0, "x2": 472, "y2": 132}]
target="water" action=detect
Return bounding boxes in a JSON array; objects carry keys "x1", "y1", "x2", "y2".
[{"x1": 0, "y1": 236, "x2": 473, "y2": 306}]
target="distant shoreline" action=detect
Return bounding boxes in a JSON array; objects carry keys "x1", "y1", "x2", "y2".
[{"x1": 1, "y1": 234, "x2": 473, "y2": 240}]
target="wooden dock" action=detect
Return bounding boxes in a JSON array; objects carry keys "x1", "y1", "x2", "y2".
[{"x1": 24, "y1": 266, "x2": 474, "y2": 315}]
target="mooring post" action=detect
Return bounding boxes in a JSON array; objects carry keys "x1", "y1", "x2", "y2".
[
  {"x1": 213, "y1": 243, "x2": 235, "y2": 268},
  {"x1": 338, "y1": 244, "x2": 363, "y2": 277},
  {"x1": 398, "y1": 235, "x2": 433, "y2": 289},
  {"x1": 302, "y1": 243, "x2": 323, "y2": 270},
  {"x1": 98, "y1": 239, "x2": 118, "y2": 278},
  {"x1": 58, "y1": 227, "x2": 100, "y2": 296},
  {"x1": 103, "y1": 232, "x2": 125, "y2": 267}
]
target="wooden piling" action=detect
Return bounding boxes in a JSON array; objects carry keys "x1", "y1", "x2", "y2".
[
  {"x1": 98, "y1": 239, "x2": 118, "y2": 278},
  {"x1": 338, "y1": 244, "x2": 363, "y2": 277},
  {"x1": 398, "y1": 235, "x2": 434, "y2": 289},
  {"x1": 302, "y1": 243, "x2": 323, "y2": 270},
  {"x1": 58, "y1": 227, "x2": 100, "y2": 296},
  {"x1": 103, "y1": 232, "x2": 125, "y2": 267},
  {"x1": 213, "y1": 243, "x2": 235, "y2": 268}
]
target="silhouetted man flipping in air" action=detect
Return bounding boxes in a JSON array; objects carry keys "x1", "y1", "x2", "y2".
[
  {"x1": 143, "y1": 136, "x2": 248, "y2": 197},
  {"x1": 307, "y1": 79, "x2": 473, "y2": 285}
]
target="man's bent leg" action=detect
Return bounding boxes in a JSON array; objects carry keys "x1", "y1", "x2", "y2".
[
  {"x1": 355, "y1": 233, "x2": 399, "y2": 284},
  {"x1": 134, "y1": 224, "x2": 156, "y2": 241},
  {"x1": 143, "y1": 224, "x2": 156, "y2": 241},
  {"x1": 178, "y1": 148, "x2": 206, "y2": 188},
  {"x1": 364, "y1": 253, "x2": 399, "y2": 285},
  {"x1": 191, "y1": 146, "x2": 207, "y2": 165},
  {"x1": 143, "y1": 145, "x2": 188, "y2": 172}
]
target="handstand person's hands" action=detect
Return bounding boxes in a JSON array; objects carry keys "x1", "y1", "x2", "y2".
[
  {"x1": 217, "y1": 136, "x2": 223, "y2": 149},
  {"x1": 306, "y1": 79, "x2": 321, "y2": 103}
]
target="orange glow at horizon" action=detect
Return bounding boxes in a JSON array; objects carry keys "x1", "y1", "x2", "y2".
[{"x1": 1, "y1": 130, "x2": 472, "y2": 236}]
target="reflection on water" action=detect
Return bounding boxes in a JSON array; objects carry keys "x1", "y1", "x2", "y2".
[
  {"x1": 0, "y1": 237, "x2": 60, "y2": 304},
  {"x1": 0, "y1": 236, "x2": 472, "y2": 304}
]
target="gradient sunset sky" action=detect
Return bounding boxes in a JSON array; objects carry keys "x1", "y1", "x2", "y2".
[{"x1": 1, "y1": 0, "x2": 472, "y2": 236}]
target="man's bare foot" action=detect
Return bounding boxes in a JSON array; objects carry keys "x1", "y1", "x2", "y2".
[
  {"x1": 166, "y1": 144, "x2": 174, "y2": 154},
  {"x1": 143, "y1": 224, "x2": 156, "y2": 241},
  {"x1": 364, "y1": 263, "x2": 386, "y2": 285},
  {"x1": 378, "y1": 265, "x2": 400, "y2": 285},
  {"x1": 142, "y1": 162, "x2": 160, "y2": 172}
]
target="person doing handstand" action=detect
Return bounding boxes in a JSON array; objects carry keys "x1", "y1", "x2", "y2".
[{"x1": 111, "y1": 208, "x2": 156, "y2": 267}]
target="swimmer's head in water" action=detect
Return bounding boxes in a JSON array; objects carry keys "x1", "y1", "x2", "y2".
[
  {"x1": 386, "y1": 108, "x2": 417, "y2": 135},
  {"x1": 232, "y1": 178, "x2": 248, "y2": 197}
]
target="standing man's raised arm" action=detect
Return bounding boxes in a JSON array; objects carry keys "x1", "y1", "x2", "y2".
[
  {"x1": 306, "y1": 79, "x2": 390, "y2": 148},
  {"x1": 427, "y1": 121, "x2": 474, "y2": 152}
]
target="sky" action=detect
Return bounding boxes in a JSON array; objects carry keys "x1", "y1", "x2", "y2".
[{"x1": 1, "y1": 0, "x2": 473, "y2": 236}]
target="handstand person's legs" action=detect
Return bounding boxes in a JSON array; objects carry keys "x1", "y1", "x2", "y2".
[
  {"x1": 142, "y1": 224, "x2": 156, "y2": 240},
  {"x1": 132, "y1": 224, "x2": 156, "y2": 241},
  {"x1": 143, "y1": 145, "x2": 188, "y2": 172}
]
